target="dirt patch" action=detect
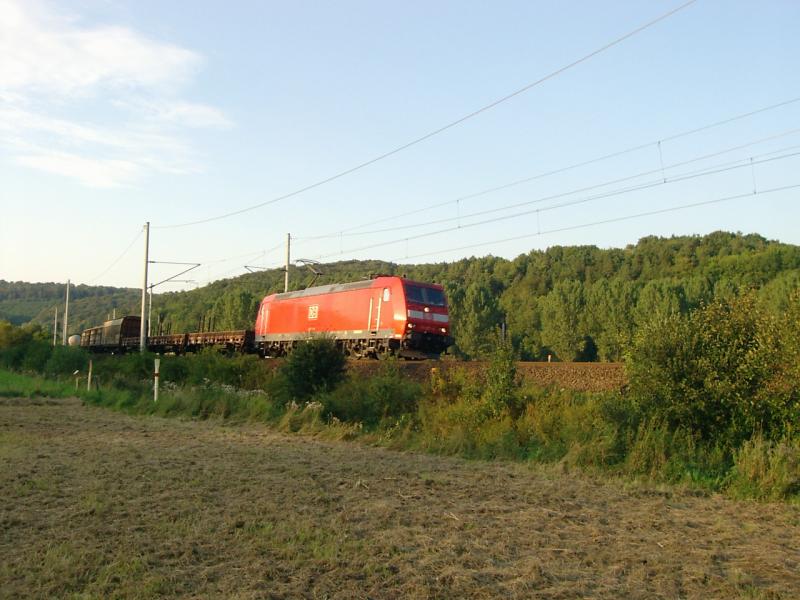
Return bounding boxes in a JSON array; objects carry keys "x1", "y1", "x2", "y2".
[{"x1": 2, "y1": 398, "x2": 798, "y2": 599}]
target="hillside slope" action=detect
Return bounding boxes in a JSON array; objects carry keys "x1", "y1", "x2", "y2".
[{"x1": 8, "y1": 231, "x2": 800, "y2": 359}]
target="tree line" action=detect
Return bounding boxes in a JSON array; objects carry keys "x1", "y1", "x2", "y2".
[{"x1": 12, "y1": 231, "x2": 800, "y2": 360}]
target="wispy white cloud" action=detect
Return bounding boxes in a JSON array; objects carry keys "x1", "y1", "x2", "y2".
[
  {"x1": 114, "y1": 98, "x2": 234, "y2": 129},
  {"x1": 0, "y1": 0, "x2": 230, "y2": 187},
  {"x1": 0, "y1": 0, "x2": 198, "y2": 94},
  {"x1": 16, "y1": 152, "x2": 140, "y2": 188}
]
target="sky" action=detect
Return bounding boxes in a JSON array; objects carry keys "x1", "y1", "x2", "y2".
[{"x1": 1, "y1": 0, "x2": 798, "y2": 290}]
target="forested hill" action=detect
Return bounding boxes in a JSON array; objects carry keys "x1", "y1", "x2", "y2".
[
  {"x1": 7, "y1": 231, "x2": 800, "y2": 360},
  {"x1": 0, "y1": 281, "x2": 138, "y2": 327}
]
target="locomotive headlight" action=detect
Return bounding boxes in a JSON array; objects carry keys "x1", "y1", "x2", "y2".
[
  {"x1": 407, "y1": 323, "x2": 414, "y2": 329},
  {"x1": 441, "y1": 327, "x2": 447, "y2": 333}
]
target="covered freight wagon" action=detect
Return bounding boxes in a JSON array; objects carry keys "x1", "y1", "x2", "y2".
[
  {"x1": 254, "y1": 276, "x2": 452, "y2": 358},
  {"x1": 80, "y1": 316, "x2": 141, "y2": 352}
]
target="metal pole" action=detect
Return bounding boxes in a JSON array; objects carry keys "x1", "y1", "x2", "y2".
[
  {"x1": 148, "y1": 286, "x2": 152, "y2": 337},
  {"x1": 153, "y1": 358, "x2": 160, "y2": 402},
  {"x1": 284, "y1": 232, "x2": 291, "y2": 293},
  {"x1": 140, "y1": 222, "x2": 150, "y2": 352},
  {"x1": 62, "y1": 279, "x2": 70, "y2": 345},
  {"x1": 53, "y1": 307, "x2": 58, "y2": 347}
]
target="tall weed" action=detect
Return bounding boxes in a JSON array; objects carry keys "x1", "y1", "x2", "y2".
[{"x1": 728, "y1": 436, "x2": 800, "y2": 501}]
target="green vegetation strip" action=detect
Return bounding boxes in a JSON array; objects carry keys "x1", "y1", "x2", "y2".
[
  {"x1": 2, "y1": 287, "x2": 799, "y2": 503},
  {"x1": 0, "y1": 370, "x2": 75, "y2": 399}
]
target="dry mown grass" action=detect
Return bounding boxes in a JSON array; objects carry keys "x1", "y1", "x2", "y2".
[{"x1": 2, "y1": 398, "x2": 798, "y2": 599}]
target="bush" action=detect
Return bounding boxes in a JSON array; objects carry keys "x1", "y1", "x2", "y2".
[
  {"x1": 626, "y1": 293, "x2": 799, "y2": 446},
  {"x1": 482, "y1": 336, "x2": 520, "y2": 418},
  {"x1": 279, "y1": 337, "x2": 346, "y2": 401},
  {"x1": 321, "y1": 360, "x2": 420, "y2": 426},
  {"x1": 45, "y1": 345, "x2": 89, "y2": 376},
  {"x1": 516, "y1": 387, "x2": 625, "y2": 467}
]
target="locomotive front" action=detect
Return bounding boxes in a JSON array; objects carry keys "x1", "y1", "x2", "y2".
[{"x1": 399, "y1": 280, "x2": 453, "y2": 355}]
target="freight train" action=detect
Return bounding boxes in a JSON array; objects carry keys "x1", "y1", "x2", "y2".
[{"x1": 80, "y1": 276, "x2": 453, "y2": 359}]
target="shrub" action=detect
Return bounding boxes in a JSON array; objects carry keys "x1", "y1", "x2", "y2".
[
  {"x1": 279, "y1": 337, "x2": 346, "y2": 401},
  {"x1": 19, "y1": 340, "x2": 54, "y2": 373},
  {"x1": 320, "y1": 360, "x2": 420, "y2": 426},
  {"x1": 482, "y1": 336, "x2": 520, "y2": 418},
  {"x1": 45, "y1": 345, "x2": 88, "y2": 377},
  {"x1": 515, "y1": 387, "x2": 624, "y2": 467},
  {"x1": 626, "y1": 293, "x2": 799, "y2": 446}
]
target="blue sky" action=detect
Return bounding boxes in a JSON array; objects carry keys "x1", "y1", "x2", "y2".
[{"x1": 1, "y1": 0, "x2": 798, "y2": 289}]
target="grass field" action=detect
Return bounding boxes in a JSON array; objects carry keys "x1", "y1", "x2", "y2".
[
  {"x1": 0, "y1": 370, "x2": 75, "y2": 398},
  {"x1": 2, "y1": 397, "x2": 799, "y2": 599}
]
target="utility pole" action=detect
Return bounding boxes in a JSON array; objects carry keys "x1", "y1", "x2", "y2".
[
  {"x1": 52, "y1": 307, "x2": 58, "y2": 347},
  {"x1": 148, "y1": 286, "x2": 153, "y2": 337},
  {"x1": 140, "y1": 222, "x2": 150, "y2": 352},
  {"x1": 284, "y1": 232, "x2": 291, "y2": 293},
  {"x1": 62, "y1": 279, "x2": 70, "y2": 345}
]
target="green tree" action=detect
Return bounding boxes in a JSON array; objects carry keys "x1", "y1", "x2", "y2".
[
  {"x1": 453, "y1": 275, "x2": 503, "y2": 358},
  {"x1": 211, "y1": 289, "x2": 258, "y2": 330},
  {"x1": 540, "y1": 280, "x2": 587, "y2": 361},
  {"x1": 758, "y1": 269, "x2": 800, "y2": 313},
  {"x1": 500, "y1": 278, "x2": 543, "y2": 360},
  {"x1": 585, "y1": 279, "x2": 638, "y2": 361},
  {"x1": 634, "y1": 280, "x2": 685, "y2": 327}
]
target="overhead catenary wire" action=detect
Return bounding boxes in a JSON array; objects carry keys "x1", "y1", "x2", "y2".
[
  {"x1": 202, "y1": 247, "x2": 275, "y2": 265},
  {"x1": 154, "y1": 0, "x2": 699, "y2": 230},
  {"x1": 148, "y1": 135, "x2": 799, "y2": 289},
  {"x1": 188, "y1": 242, "x2": 286, "y2": 285},
  {"x1": 295, "y1": 95, "x2": 800, "y2": 241},
  {"x1": 393, "y1": 183, "x2": 800, "y2": 262},
  {"x1": 85, "y1": 228, "x2": 142, "y2": 284},
  {"x1": 310, "y1": 149, "x2": 800, "y2": 260},
  {"x1": 198, "y1": 256, "x2": 288, "y2": 285},
  {"x1": 302, "y1": 128, "x2": 800, "y2": 239},
  {"x1": 189, "y1": 143, "x2": 799, "y2": 286}
]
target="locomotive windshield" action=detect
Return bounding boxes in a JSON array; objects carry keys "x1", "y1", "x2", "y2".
[{"x1": 404, "y1": 284, "x2": 446, "y2": 307}]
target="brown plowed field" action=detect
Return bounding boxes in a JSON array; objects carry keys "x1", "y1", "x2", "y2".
[
  {"x1": 348, "y1": 361, "x2": 626, "y2": 392},
  {"x1": 2, "y1": 398, "x2": 799, "y2": 599}
]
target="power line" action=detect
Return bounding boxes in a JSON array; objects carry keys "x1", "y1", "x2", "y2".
[
  {"x1": 155, "y1": 0, "x2": 699, "y2": 230},
  {"x1": 297, "y1": 95, "x2": 800, "y2": 241},
  {"x1": 394, "y1": 183, "x2": 800, "y2": 262},
  {"x1": 85, "y1": 229, "x2": 142, "y2": 284},
  {"x1": 311, "y1": 149, "x2": 800, "y2": 260},
  {"x1": 195, "y1": 242, "x2": 287, "y2": 284},
  {"x1": 202, "y1": 248, "x2": 273, "y2": 265},
  {"x1": 305, "y1": 129, "x2": 800, "y2": 239}
]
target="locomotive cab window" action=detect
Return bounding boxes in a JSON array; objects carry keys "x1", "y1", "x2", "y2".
[
  {"x1": 404, "y1": 284, "x2": 446, "y2": 306},
  {"x1": 383, "y1": 288, "x2": 390, "y2": 302}
]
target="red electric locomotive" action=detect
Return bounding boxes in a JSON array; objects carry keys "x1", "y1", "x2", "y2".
[{"x1": 254, "y1": 276, "x2": 453, "y2": 358}]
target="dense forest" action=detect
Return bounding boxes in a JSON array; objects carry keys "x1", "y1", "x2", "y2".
[
  {"x1": 0, "y1": 281, "x2": 138, "y2": 326},
  {"x1": 5, "y1": 231, "x2": 799, "y2": 361}
]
